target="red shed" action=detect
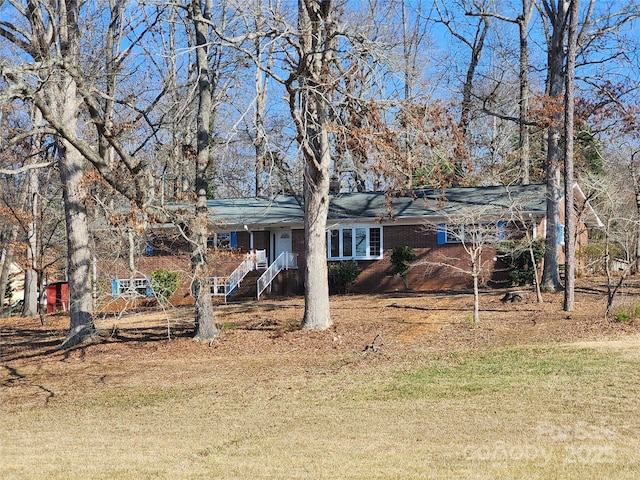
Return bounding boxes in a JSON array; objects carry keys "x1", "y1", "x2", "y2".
[{"x1": 46, "y1": 282, "x2": 68, "y2": 314}]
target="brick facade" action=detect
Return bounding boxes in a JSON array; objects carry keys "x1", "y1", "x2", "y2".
[{"x1": 97, "y1": 198, "x2": 592, "y2": 305}]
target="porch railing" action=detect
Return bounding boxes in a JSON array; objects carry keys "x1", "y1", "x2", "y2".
[
  {"x1": 211, "y1": 249, "x2": 267, "y2": 302},
  {"x1": 257, "y1": 251, "x2": 298, "y2": 299}
]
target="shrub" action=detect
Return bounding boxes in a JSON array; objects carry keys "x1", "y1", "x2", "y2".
[
  {"x1": 390, "y1": 246, "x2": 416, "y2": 290},
  {"x1": 390, "y1": 246, "x2": 416, "y2": 276},
  {"x1": 150, "y1": 269, "x2": 181, "y2": 301},
  {"x1": 613, "y1": 311, "x2": 631, "y2": 323},
  {"x1": 577, "y1": 242, "x2": 622, "y2": 274},
  {"x1": 327, "y1": 260, "x2": 360, "y2": 295},
  {"x1": 498, "y1": 238, "x2": 545, "y2": 286}
]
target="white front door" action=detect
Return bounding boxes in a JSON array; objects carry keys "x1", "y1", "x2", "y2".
[{"x1": 274, "y1": 230, "x2": 292, "y2": 261}]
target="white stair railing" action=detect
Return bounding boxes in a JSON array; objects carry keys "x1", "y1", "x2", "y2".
[
  {"x1": 211, "y1": 249, "x2": 267, "y2": 301},
  {"x1": 257, "y1": 251, "x2": 297, "y2": 299}
]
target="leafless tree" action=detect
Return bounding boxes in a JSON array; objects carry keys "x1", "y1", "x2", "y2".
[
  {"x1": 537, "y1": 0, "x2": 640, "y2": 292},
  {"x1": 0, "y1": 1, "x2": 167, "y2": 346},
  {"x1": 467, "y1": 0, "x2": 535, "y2": 185},
  {"x1": 434, "y1": 0, "x2": 491, "y2": 183},
  {"x1": 563, "y1": 0, "x2": 579, "y2": 311},
  {"x1": 189, "y1": 0, "x2": 220, "y2": 341},
  {"x1": 420, "y1": 207, "x2": 508, "y2": 324},
  {"x1": 284, "y1": 0, "x2": 338, "y2": 329}
]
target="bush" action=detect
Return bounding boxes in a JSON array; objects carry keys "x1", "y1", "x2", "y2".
[
  {"x1": 390, "y1": 246, "x2": 416, "y2": 276},
  {"x1": 150, "y1": 269, "x2": 181, "y2": 301},
  {"x1": 498, "y1": 238, "x2": 545, "y2": 286},
  {"x1": 390, "y1": 246, "x2": 416, "y2": 290},
  {"x1": 577, "y1": 242, "x2": 623, "y2": 274},
  {"x1": 327, "y1": 261, "x2": 360, "y2": 295}
]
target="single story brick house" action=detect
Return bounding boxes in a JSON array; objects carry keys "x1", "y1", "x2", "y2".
[
  {"x1": 97, "y1": 183, "x2": 601, "y2": 306},
  {"x1": 196, "y1": 183, "x2": 600, "y2": 294}
]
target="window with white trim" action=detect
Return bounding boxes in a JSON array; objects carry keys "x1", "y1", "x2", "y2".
[
  {"x1": 437, "y1": 221, "x2": 507, "y2": 245},
  {"x1": 111, "y1": 278, "x2": 152, "y2": 297},
  {"x1": 207, "y1": 231, "x2": 238, "y2": 249},
  {"x1": 327, "y1": 226, "x2": 383, "y2": 260}
]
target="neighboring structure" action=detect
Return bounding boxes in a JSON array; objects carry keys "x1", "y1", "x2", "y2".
[
  {"x1": 96, "y1": 183, "x2": 601, "y2": 307},
  {"x1": 6, "y1": 261, "x2": 24, "y2": 305}
]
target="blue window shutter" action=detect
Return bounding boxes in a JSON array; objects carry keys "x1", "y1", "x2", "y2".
[
  {"x1": 437, "y1": 223, "x2": 446, "y2": 245},
  {"x1": 230, "y1": 231, "x2": 238, "y2": 248},
  {"x1": 496, "y1": 221, "x2": 506, "y2": 241},
  {"x1": 557, "y1": 224, "x2": 565, "y2": 245},
  {"x1": 111, "y1": 279, "x2": 119, "y2": 297},
  {"x1": 145, "y1": 280, "x2": 153, "y2": 298}
]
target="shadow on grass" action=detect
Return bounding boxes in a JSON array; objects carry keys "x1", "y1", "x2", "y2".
[{"x1": 1, "y1": 321, "x2": 195, "y2": 364}]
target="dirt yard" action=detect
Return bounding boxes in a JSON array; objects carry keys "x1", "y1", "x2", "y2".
[
  {"x1": 3, "y1": 278, "x2": 640, "y2": 384},
  {"x1": 3, "y1": 278, "x2": 640, "y2": 479}
]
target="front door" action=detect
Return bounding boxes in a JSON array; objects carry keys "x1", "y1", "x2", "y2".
[{"x1": 273, "y1": 230, "x2": 292, "y2": 261}]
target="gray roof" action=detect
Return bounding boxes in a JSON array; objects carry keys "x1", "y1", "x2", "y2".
[
  {"x1": 206, "y1": 184, "x2": 549, "y2": 228},
  {"x1": 207, "y1": 196, "x2": 305, "y2": 227}
]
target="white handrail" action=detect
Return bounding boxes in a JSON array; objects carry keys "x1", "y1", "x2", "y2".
[
  {"x1": 257, "y1": 251, "x2": 297, "y2": 299},
  {"x1": 211, "y1": 249, "x2": 267, "y2": 301}
]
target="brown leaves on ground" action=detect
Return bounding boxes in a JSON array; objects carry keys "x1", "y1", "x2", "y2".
[{"x1": 3, "y1": 277, "x2": 640, "y2": 375}]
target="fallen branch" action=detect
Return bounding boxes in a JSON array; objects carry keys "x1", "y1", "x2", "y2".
[
  {"x1": 359, "y1": 334, "x2": 385, "y2": 354},
  {"x1": 388, "y1": 303, "x2": 430, "y2": 312}
]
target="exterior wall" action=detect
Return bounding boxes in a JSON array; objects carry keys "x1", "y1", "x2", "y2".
[
  {"x1": 97, "y1": 201, "x2": 595, "y2": 304},
  {"x1": 273, "y1": 223, "x2": 512, "y2": 294},
  {"x1": 96, "y1": 244, "x2": 251, "y2": 311},
  {"x1": 349, "y1": 224, "x2": 503, "y2": 293}
]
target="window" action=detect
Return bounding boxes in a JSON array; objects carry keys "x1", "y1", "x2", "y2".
[
  {"x1": 111, "y1": 278, "x2": 152, "y2": 297},
  {"x1": 437, "y1": 222, "x2": 506, "y2": 245},
  {"x1": 327, "y1": 226, "x2": 383, "y2": 260},
  {"x1": 208, "y1": 231, "x2": 238, "y2": 249},
  {"x1": 447, "y1": 224, "x2": 465, "y2": 243}
]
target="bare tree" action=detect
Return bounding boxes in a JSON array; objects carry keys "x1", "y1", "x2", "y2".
[
  {"x1": 0, "y1": 1, "x2": 99, "y2": 346},
  {"x1": 285, "y1": 0, "x2": 338, "y2": 330},
  {"x1": 0, "y1": 1, "x2": 168, "y2": 346},
  {"x1": 563, "y1": 0, "x2": 579, "y2": 312},
  {"x1": 434, "y1": 0, "x2": 491, "y2": 184},
  {"x1": 190, "y1": 0, "x2": 220, "y2": 342},
  {"x1": 538, "y1": 0, "x2": 640, "y2": 291},
  {"x1": 467, "y1": 0, "x2": 534, "y2": 184},
  {"x1": 420, "y1": 208, "x2": 507, "y2": 324},
  {"x1": 583, "y1": 171, "x2": 635, "y2": 317},
  {"x1": 537, "y1": 0, "x2": 568, "y2": 292}
]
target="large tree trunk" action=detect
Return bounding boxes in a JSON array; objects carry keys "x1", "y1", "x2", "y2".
[
  {"x1": 289, "y1": 0, "x2": 336, "y2": 331},
  {"x1": 58, "y1": 134, "x2": 96, "y2": 347},
  {"x1": 56, "y1": 1, "x2": 96, "y2": 348},
  {"x1": 302, "y1": 121, "x2": 332, "y2": 330},
  {"x1": 541, "y1": 142, "x2": 563, "y2": 292},
  {"x1": 540, "y1": 0, "x2": 567, "y2": 292},
  {"x1": 191, "y1": 0, "x2": 219, "y2": 342},
  {"x1": 563, "y1": 0, "x2": 579, "y2": 312},
  {"x1": 518, "y1": 0, "x2": 532, "y2": 185}
]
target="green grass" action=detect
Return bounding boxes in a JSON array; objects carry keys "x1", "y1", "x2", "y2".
[
  {"x1": 2, "y1": 342, "x2": 640, "y2": 479},
  {"x1": 381, "y1": 347, "x2": 607, "y2": 399}
]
